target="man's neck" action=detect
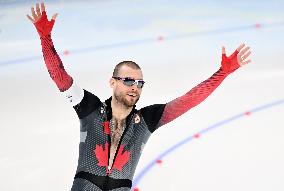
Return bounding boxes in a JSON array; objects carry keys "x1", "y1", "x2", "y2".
[{"x1": 111, "y1": 96, "x2": 133, "y2": 120}]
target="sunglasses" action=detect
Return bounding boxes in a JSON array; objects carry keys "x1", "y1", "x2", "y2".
[{"x1": 112, "y1": 76, "x2": 145, "y2": 88}]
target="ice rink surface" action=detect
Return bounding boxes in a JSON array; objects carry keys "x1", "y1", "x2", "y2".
[{"x1": 1, "y1": 0, "x2": 284, "y2": 190}]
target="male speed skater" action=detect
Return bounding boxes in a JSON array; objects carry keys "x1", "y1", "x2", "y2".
[{"x1": 27, "y1": 2, "x2": 252, "y2": 191}]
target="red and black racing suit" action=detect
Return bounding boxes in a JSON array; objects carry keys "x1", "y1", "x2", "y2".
[{"x1": 35, "y1": 11, "x2": 240, "y2": 191}]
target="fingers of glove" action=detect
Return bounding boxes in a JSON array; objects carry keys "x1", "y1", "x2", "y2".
[
  {"x1": 222, "y1": 46, "x2": 226, "y2": 55},
  {"x1": 236, "y1": 43, "x2": 245, "y2": 52},
  {"x1": 240, "y1": 59, "x2": 252, "y2": 66},
  {"x1": 229, "y1": 43, "x2": 245, "y2": 59},
  {"x1": 26, "y1": 14, "x2": 35, "y2": 23},
  {"x1": 36, "y1": 3, "x2": 42, "y2": 18},
  {"x1": 41, "y1": 2, "x2": 46, "y2": 12},
  {"x1": 222, "y1": 46, "x2": 227, "y2": 61},
  {"x1": 51, "y1": 13, "x2": 58, "y2": 20},
  {"x1": 237, "y1": 46, "x2": 251, "y2": 66},
  {"x1": 31, "y1": 7, "x2": 38, "y2": 20},
  {"x1": 34, "y1": 11, "x2": 48, "y2": 25},
  {"x1": 239, "y1": 46, "x2": 250, "y2": 57},
  {"x1": 241, "y1": 51, "x2": 251, "y2": 61}
]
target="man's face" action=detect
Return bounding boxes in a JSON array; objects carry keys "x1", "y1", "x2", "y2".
[{"x1": 110, "y1": 65, "x2": 144, "y2": 108}]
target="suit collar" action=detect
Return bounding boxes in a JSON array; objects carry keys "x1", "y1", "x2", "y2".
[{"x1": 104, "y1": 96, "x2": 137, "y2": 123}]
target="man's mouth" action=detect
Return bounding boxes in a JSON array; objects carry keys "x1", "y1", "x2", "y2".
[{"x1": 127, "y1": 93, "x2": 137, "y2": 97}]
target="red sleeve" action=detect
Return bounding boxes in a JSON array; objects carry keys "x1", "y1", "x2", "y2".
[
  {"x1": 158, "y1": 67, "x2": 229, "y2": 127},
  {"x1": 156, "y1": 46, "x2": 243, "y2": 128},
  {"x1": 32, "y1": 10, "x2": 73, "y2": 92},
  {"x1": 40, "y1": 34, "x2": 73, "y2": 92}
]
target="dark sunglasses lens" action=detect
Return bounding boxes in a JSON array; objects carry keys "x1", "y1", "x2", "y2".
[
  {"x1": 137, "y1": 81, "x2": 144, "y2": 88},
  {"x1": 123, "y1": 79, "x2": 135, "y2": 86}
]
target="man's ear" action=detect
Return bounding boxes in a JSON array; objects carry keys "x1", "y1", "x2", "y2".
[{"x1": 109, "y1": 78, "x2": 115, "y2": 88}]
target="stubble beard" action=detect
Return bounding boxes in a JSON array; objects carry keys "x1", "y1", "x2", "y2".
[{"x1": 114, "y1": 91, "x2": 140, "y2": 108}]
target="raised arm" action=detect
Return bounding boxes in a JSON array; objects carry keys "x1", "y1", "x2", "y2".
[
  {"x1": 27, "y1": 2, "x2": 73, "y2": 92},
  {"x1": 27, "y1": 3, "x2": 102, "y2": 119},
  {"x1": 156, "y1": 44, "x2": 252, "y2": 128}
]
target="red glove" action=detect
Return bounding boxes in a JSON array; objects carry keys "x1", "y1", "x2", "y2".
[
  {"x1": 34, "y1": 11, "x2": 55, "y2": 37},
  {"x1": 221, "y1": 49, "x2": 240, "y2": 75}
]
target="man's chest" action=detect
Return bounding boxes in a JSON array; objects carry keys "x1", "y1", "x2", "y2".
[{"x1": 110, "y1": 119, "x2": 126, "y2": 150}]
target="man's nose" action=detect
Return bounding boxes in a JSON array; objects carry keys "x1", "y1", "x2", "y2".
[{"x1": 131, "y1": 82, "x2": 139, "y2": 90}]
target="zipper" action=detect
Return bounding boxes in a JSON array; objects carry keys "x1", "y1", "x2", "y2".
[
  {"x1": 106, "y1": 114, "x2": 134, "y2": 175},
  {"x1": 101, "y1": 102, "x2": 112, "y2": 175},
  {"x1": 106, "y1": 128, "x2": 111, "y2": 175}
]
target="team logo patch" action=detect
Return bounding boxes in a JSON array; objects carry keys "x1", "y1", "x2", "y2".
[
  {"x1": 134, "y1": 114, "x2": 140, "y2": 123},
  {"x1": 100, "y1": 107, "x2": 104, "y2": 114}
]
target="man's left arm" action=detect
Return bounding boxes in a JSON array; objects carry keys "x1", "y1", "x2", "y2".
[{"x1": 155, "y1": 43, "x2": 251, "y2": 130}]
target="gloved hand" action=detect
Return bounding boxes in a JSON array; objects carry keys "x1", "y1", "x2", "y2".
[
  {"x1": 27, "y1": 2, "x2": 58, "y2": 37},
  {"x1": 221, "y1": 43, "x2": 251, "y2": 74}
]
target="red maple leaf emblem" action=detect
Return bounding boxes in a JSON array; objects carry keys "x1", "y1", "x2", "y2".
[
  {"x1": 93, "y1": 143, "x2": 130, "y2": 174},
  {"x1": 112, "y1": 145, "x2": 130, "y2": 171},
  {"x1": 94, "y1": 143, "x2": 109, "y2": 168}
]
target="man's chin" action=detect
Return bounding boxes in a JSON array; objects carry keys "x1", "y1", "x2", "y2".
[
  {"x1": 125, "y1": 96, "x2": 139, "y2": 106},
  {"x1": 114, "y1": 94, "x2": 139, "y2": 108}
]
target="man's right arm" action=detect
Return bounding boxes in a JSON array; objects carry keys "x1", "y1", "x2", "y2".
[
  {"x1": 28, "y1": 3, "x2": 102, "y2": 118},
  {"x1": 40, "y1": 33, "x2": 73, "y2": 92},
  {"x1": 26, "y1": 2, "x2": 73, "y2": 92},
  {"x1": 35, "y1": 10, "x2": 83, "y2": 105}
]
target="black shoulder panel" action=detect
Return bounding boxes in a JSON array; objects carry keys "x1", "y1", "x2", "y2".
[
  {"x1": 73, "y1": 89, "x2": 102, "y2": 119},
  {"x1": 140, "y1": 104, "x2": 166, "y2": 133}
]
